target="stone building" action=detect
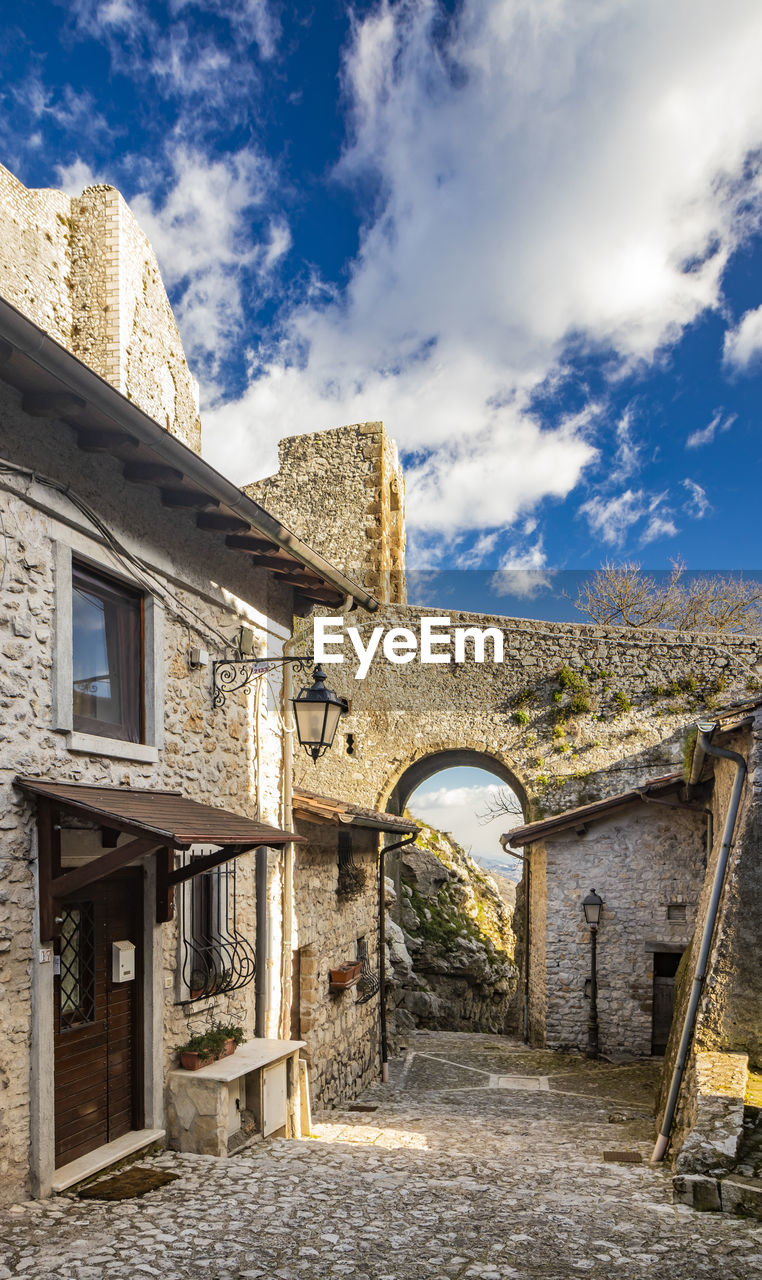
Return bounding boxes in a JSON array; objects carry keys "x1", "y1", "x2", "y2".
[
  {"x1": 504, "y1": 699, "x2": 762, "y2": 1175},
  {"x1": 291, "y1": 789, "x2": 417, "y2": 1106},
  {"x1": 0, "y1": 288, "x2": 377, "y2": 1202},
  {"x1": 502, "y1": 773, "x2": 707, "y2": 1056},
  {"x1": 0, "y1": 163, "x2": 202, "y2": 451},
  {"x1": 246, "y1": 422, "x2": 407, "y2": 604}
]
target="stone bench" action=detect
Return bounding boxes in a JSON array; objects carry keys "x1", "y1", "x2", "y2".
[{"x1": 166, "y1": 1038, "x2": 306, "y2": 1157}]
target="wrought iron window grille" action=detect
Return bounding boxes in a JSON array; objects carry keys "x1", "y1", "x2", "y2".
[
  {"x1": 337, "y1": 830, "x2": 367, "y2": 900},
  {"x1": 59, "y1": 902, "x2": 96, "y2": 1029},
  {"x1": 178, "y1": 850, "x2": 256, "y2": 1002},
  {"x1": 355, "y1": 936, "x2": 380, "y2": 1005}
]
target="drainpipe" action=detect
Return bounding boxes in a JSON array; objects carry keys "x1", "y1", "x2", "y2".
[
  {"x1": 651, "y1": 722, "x2": 747, "y2": 1163},
  {"x1": 280, "y1": 660, "x2": 295, "y2": 1041},
  {"x1": 255, "y1": 846, "x2": 269, "y2": 1037},
  {"x1": 379, "y1": 832, "x2": 418, "y2": 1082}
]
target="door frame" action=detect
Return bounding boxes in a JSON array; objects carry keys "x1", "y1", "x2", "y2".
[{"x1": 30, "y1": 853, "x2": 163, "y2": 1197}]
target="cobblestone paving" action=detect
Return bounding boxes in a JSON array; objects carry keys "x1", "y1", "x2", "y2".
[{"x1": 1, "y1": 1032, "x2": 761, "y2": 1280}]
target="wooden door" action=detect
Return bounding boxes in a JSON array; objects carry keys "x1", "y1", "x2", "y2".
[
  {"x1": 651, "y1": 951, "x2": 681, "y2": 1056},
  {"x1": 53, "y1": 870, "x2": 143, "y2": 1167}
]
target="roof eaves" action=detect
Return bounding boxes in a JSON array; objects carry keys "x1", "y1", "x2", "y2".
[
  {"x1": 0, "y1": 296, "x2": 379, "y2": 613},
  {"x1": 502, "y1": 773, "x2": 684, "y2": 849}
]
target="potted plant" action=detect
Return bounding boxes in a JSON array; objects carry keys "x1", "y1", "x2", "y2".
[
  {"x1": 178, "y1": 1032, "x2": 216, "y2": 1071},
  {"x1": 214, "y1": 1022, "x2": 245, "y2": 1056}
]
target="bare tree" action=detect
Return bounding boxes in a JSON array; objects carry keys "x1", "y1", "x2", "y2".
[
  {"x1": 574, "y1": 559, "x2": 762, "y2": 633},
  {"x1": 476, "y1": 788, "x2": 524, "y2": 829}
]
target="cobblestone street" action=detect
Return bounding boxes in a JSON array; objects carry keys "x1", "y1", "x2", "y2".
[{"x1": 1, "y1": 1033, "x2": 760, "y2": 1280}]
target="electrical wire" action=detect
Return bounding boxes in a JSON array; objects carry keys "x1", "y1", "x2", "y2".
[{"x1": 0, "y1": 458, "x2": 241, "y2": 655}]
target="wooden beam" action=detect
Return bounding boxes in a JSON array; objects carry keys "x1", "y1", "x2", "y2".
[
  {"x1": 156, "y1": 847, "x2": 175, "y2": 924},
  {"x1": 23, "y1": 391, "x2": 86, "y2": 419},
  {"x1": 161, "y1": 489, "x2": 219, "y2": 510},
  {"x1": 76, "y1": 429, "x2": 138, "y2": 452},
  {"x1": 37, "y1": 798, "x2": 55, "y2": 942},
  {"x1": 123, "y1": 461, "x2": 184, "y2": 485},
  {"x1": 290, "y1": 583, "x2": 346, "y2": 604},
  {"x1": 50, "y1": 835, "x2": 161, "y2": 899},
  {"x1": 0, "y1": 340, "x2": 14, "y2": 366},
  {"x1": 166, "y1": 843, "x2": 258, "y2": 886},
  {"x1": 198, "y1": 513, "x2": 254, "y2": 533},
  {"x1": 224, "y1": 533, "x2": 283, "y2": 554}
]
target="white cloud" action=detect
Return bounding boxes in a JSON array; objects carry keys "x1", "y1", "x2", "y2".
[
  {"x1": 686, "y1": 408, "x2": 736, "y2": 448},
  {"x1": 723, "y1": 304, "x2": 762, "y2": 372},
  {"x1": 682, "y1": 477, "x2": 711, "y2": 517},
  {"x1": 129, "y1": 145, "x2": 288, "y2": 380},
  {"x1": 410, "y1": 781, "x2": 521, "y2": 863},
  {"x1": 580, "y1": 488, "x2": 677, "y2": 546},
  {"x1": 203, "y1": 0, "x2": 762, "y2": 541},
  {"x1": 489, "y1": 541, "x2": 553, "y2": 598},
  {"x1": 55, "y1": 159, "x2": 102, "y2": 195}
]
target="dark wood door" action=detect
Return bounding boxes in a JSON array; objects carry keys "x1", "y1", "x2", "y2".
[
  {"x1": 53, "y1": 870, "x2": 143, "y2": 1167},
  {"x1": 651, "y1": 951, "x2": 682, "y2": 1055}
]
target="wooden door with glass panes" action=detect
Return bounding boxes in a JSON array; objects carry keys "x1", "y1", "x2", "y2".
[{"x1": 53, "y1": 870, "x2": 143, "y2": 1167}]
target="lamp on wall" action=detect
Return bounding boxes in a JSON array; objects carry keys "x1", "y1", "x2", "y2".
[
  {"x1": 582, "y1": 888, "x2": 603, "y2": 1058},
  {"x1": 292, "y1": 666, "x2": 349, "y2": 761},
  {"x1": 212, "y1": 653, "x2": 347, "y2": 763}
]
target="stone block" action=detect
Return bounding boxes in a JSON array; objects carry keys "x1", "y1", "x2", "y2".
[
  {"x1": 672, "y1": 1174, "x2": 722, "y2": 1212},
  {"x1": 720, "y1": 1175, "x2": 762, "y2": 1220}
]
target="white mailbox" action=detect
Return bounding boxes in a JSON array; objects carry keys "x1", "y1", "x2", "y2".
[{"x1": 112, "y1": 940, "x2": 136, "y2": 983}]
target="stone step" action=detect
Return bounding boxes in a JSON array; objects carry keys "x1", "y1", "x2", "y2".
[{"x1": 673, "y1": 1172, "x2": 762, "y2": 1218}]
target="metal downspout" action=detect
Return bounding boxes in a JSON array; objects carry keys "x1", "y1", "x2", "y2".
[
  {"x1": 379, "y1": 832, "x2": 418, "y2": 1082},
  {"x1": 280, "y1": 660, "x2": 295, "y2": 1041},
  {"x1": 523, "y1": 853, "x2": 531, "y2": 1043},
  {"x1": 255, "y1": 846, "x2": 269, "y2": 1038},
  {"x1": 651, "y1": 724, "x2": 747, "y2": 1162}
]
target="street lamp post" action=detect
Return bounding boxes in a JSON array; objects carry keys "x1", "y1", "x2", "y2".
[{"x1": 582, "y1": 888, "x2": 603, "y2": 1058}]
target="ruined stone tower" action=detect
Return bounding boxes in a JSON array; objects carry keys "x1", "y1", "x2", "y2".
[
  {"x1": 245, "y1": 421, "x2": 407, "y2": 603},
  {"x1": 0, "y1": 163, "x2": 201, "y2": 451}
]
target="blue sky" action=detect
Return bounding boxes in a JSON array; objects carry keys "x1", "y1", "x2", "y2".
[{"x1": 3, "y1": 1, "x2": 762, "y2": 592}]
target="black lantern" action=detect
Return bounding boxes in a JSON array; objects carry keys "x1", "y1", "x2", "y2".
[
  {"x1": 292, "y1": 666, "x2": 348, "y2": 761},
  {"x1": 582, "y1": 888, "x2": 603, "y2": 928}
]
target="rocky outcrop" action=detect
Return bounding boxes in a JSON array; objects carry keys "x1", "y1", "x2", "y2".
[{"x1": 385, "y1": 821, "x2": 517, "y2": 1042}]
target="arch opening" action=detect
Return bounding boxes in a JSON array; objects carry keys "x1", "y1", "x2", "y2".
[{"x1": 386, "y1": 748, "x2": 527, "y2": 818}]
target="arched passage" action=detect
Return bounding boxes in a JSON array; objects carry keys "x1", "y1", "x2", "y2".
[{"x1": 385, "y1": 748, "x2": 528, "y2": 818}]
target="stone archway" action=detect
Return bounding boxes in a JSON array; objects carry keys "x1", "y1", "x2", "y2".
[
  {"x1": 383, "y1": 747, "x2": 527, "y2": 819},
  {"x1": 293, "y1": 602, "x2": 762, "y2": 824}
]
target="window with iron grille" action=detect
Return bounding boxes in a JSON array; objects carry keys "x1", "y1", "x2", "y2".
[
  {"x1": 59, "y1": 903, "x2": 96, "y2": 1029},
  {"x1": 177, "y1": 848, "x2": 256, "y2": 1002}
]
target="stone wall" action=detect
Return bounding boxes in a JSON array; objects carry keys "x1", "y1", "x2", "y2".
[
  {"x1": 528, "y1": 802, "x2": 706, "y2": 1055},
  {"x1": 0, "y1": 381, "x2": 291, "y2": 1203},
  {"x1": 0, "y1": 164, "x2": 201, "y2": 450},
  {"x1": 292, "y1": 818, "x2": 380, "y2": 1107},
  {"x1": 663, "y1": 715, "x2": 762, "y2": 1166},
  {"x1": 293, "y1": 603, "x2": 762, "y2": 825},
  {"x1": 245, "y1": 422, "x2": 406, "y2": 603}
]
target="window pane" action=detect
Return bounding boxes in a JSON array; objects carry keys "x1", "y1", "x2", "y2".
[
  {"x1": 59, "y1": 903, "x2": 96, "y2": 1029},
  {"x1": 72, "y1": 565, "x2": 142, "y2": 742}
]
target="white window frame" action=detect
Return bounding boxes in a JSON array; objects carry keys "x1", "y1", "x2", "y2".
[{"x1": 53, "y1": 539, "x2": 164, "y2": 763}]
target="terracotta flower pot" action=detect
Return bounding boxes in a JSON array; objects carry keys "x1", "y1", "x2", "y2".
[
  {"x1": 222, "y1": 1038, "x2": 236, "y2": 1056},
  {"x1": 180, "y1": 1050, "x2": 210, "y2": 1070}
]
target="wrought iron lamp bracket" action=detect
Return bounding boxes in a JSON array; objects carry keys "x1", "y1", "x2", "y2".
[{"x1": 212, "y1": 655, "x2": 313, "y2": 709}]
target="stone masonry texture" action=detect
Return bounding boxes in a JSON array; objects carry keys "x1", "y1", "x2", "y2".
[
  {"x1": 1, "y1": 1033, "x2": 761, "y2": 1279},
  {"x1": 245, "y1": 422, "x2": 406, "y2": 603},
  {"x1": 292, "y1": 817, "x2": 381, "y2": 1108},
  {"x1": 0, "y1": 163, "x2": 201, "y2": 450},
  {"x1": 531, "y1": 803, "x2": 706, "y2": 1056}
]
